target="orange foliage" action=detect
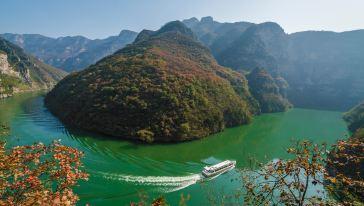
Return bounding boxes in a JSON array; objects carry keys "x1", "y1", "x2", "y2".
[
  {"x1": 0, "y1": 141, "x2": 88, "y2": 206},
  {"x1": 326, "y1": 137, "x2": 364, "y2": 204}
]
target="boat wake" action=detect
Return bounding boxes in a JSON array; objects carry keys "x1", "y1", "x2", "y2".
[{"x1": 94, "y1": 171, "x2": 203, "y2": 193}]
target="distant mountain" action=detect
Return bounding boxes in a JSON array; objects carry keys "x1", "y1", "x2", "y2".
[
  {"x1": 216, "y1": 22, "x2": 286, "y2": 75},
  {"x1": 182, "y1": 16, "x2": 253, "y2": 56},
  {"x1": 1, "y1": 30, "x2": 138, "y2": 72},
  {"x1": 0, "y1": 37, "x2": 67, "y2": 98},
  {"x1": 184, "y1": 17, "x2": 364, "y2": 111},
  {"x1": 45, "y1": 21, "x2": 259, "y2": 143},
  {"x1": 284, "y1": 30, "x2": 364, "y2": 110}
]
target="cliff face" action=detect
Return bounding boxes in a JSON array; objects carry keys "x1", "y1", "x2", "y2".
[
  {"x1": 0, "y1": 38, "x2": 67, "y2": 98},
  {"x1": 45, "y1": 21, "x2": 258, "y2": 143},
  {"x1": 283, "y1": 30, "x2": 364, "y2": 110},
  {"x1": 0, "y1": 52, "x2": 22, "y2": 98},
  {"x1": 0, "y1": 53, "x2": 20, "y2": 77}
]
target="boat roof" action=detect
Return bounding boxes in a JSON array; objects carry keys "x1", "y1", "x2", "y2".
[{"x1": 204, "y1": 160, "x2": 233, "y2": 170}]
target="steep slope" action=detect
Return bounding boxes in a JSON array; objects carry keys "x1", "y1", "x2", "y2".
[
  {"x1": 45, "y1": 21, "x2": 258, "y2": 143},
  {"x1": 216, "y1": 22, "x2": 287, "y2": 75},
  {"x1": 343, "y1": 102, "x2": 364, "y2": 133},
  {"x1": 284, "y1": 30, "x2": 364, "y2": 110},
  {"x1": 1, "y1": 30, "x2": 137, "y2": 72},
  {"x1": 247, "y1": 68, "x2": 291, "y2": 113},
  {"x1": 0, "y1": 37, "x2": 67, "y2": 98}
]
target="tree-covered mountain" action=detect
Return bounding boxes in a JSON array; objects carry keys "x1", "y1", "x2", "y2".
[
  {"x1": 0, "y1": 37, "x2": 67, "y2": 98},
  {"x1": 184, "y1": 17, "x2": 364, "y2": 111},
  {"x1": 45, "y1": 21, "x2": 259, "y2": 143},
  {"x1": 1, "y1": 30, "x2": 137, "y2": 72},
  {"x1": 247, "y1": 68, "x2": 291, "y2": 113}
]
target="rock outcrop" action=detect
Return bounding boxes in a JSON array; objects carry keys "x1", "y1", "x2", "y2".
[{"x1": 0, "y1": 38, "x2": 67, "y2": 98}]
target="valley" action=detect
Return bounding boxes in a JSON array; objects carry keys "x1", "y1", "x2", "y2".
[
  {"x1": 0, "y1": 93, "x2": 349, "y2": 205},
  {"x1": 0, "y1": 2, "x2": 363, "y2": 204},
  {"x1": 4, "y1": 17, "x2": 364, "y2": 111}
]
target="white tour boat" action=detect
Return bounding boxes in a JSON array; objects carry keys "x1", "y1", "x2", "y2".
[{"x1": 202, "y1": 160, "x2": 236, "y2": 178}]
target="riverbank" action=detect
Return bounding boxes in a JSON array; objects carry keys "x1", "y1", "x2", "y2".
[{"x1": 0, "y1": 93, "x2": 349, "y2": 205}]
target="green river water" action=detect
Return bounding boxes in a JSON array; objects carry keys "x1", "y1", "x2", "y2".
[{"x1": 0, "y1": 92, "x2": 349, "y2": 205}]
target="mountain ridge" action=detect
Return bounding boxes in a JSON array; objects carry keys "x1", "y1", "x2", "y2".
[
  {"x1": 184, "y1": 16, "x2": 364, "y2": 111},
  {"x1": 1, "y1": 30, "x2": 138, "y2": 72}
]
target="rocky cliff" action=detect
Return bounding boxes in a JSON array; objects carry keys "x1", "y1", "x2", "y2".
[{"x1": 0, "y1": 38, "x2": 67, "y2": 98}]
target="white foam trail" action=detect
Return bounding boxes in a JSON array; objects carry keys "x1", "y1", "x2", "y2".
[
  {"x1": 94, "y1": 169, "x2": 230, "y2": 193},
  {"x1": 160, "y1": 181, "x2": 197, "y2": 193},
  {"x1": 95, "y1": 171, "x2": 202, "y2": 192}
]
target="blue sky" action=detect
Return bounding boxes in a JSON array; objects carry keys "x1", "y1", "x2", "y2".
[{"x1": 1, "y1": 0, "x2": 363, "y2": 39}]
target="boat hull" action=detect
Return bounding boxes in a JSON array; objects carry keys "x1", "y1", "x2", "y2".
[{"x1": 202, "y1": 163, "x2": 235, "y2": 178}]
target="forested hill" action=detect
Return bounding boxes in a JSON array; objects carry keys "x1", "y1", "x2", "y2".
[
  {"x1": 1, "y1": 30, "x2": 137, "y2": 72},
  {"x1": 0, "y1": 37, "x2": 67, "y2": 98},
  {"x1": 45, "y1": 21, "x2": 261, "y2": 143}
]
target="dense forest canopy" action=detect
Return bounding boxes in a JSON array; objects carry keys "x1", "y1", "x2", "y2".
[{"x1": 45, "y1": 21, "x2": 262, "y2": 142}]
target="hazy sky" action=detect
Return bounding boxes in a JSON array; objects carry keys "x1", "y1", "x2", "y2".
[{"x1": 1, "y1": 0, "x2": 363, "y2": 39}]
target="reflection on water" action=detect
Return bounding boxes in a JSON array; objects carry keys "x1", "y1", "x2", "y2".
[{"x1": 0, "y1": 93, "x2": 349, "y2": 205}]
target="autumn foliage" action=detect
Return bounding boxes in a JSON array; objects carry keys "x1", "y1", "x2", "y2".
[
  {"x1": 0, "y1": 124, "x2": 9, "y2": 136},
  {"x1": 0, "y1": 141, "x2": 88, "y2": 206},
  {"x1": 326, "y1": 135, "x2": 364, "y2": 204},
  {"x1": 45, "y1": 21, "x2": 258, "y2": 143},
  {"x1": 243, "y1": 141, "x2": 329, "y2": 205}
]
